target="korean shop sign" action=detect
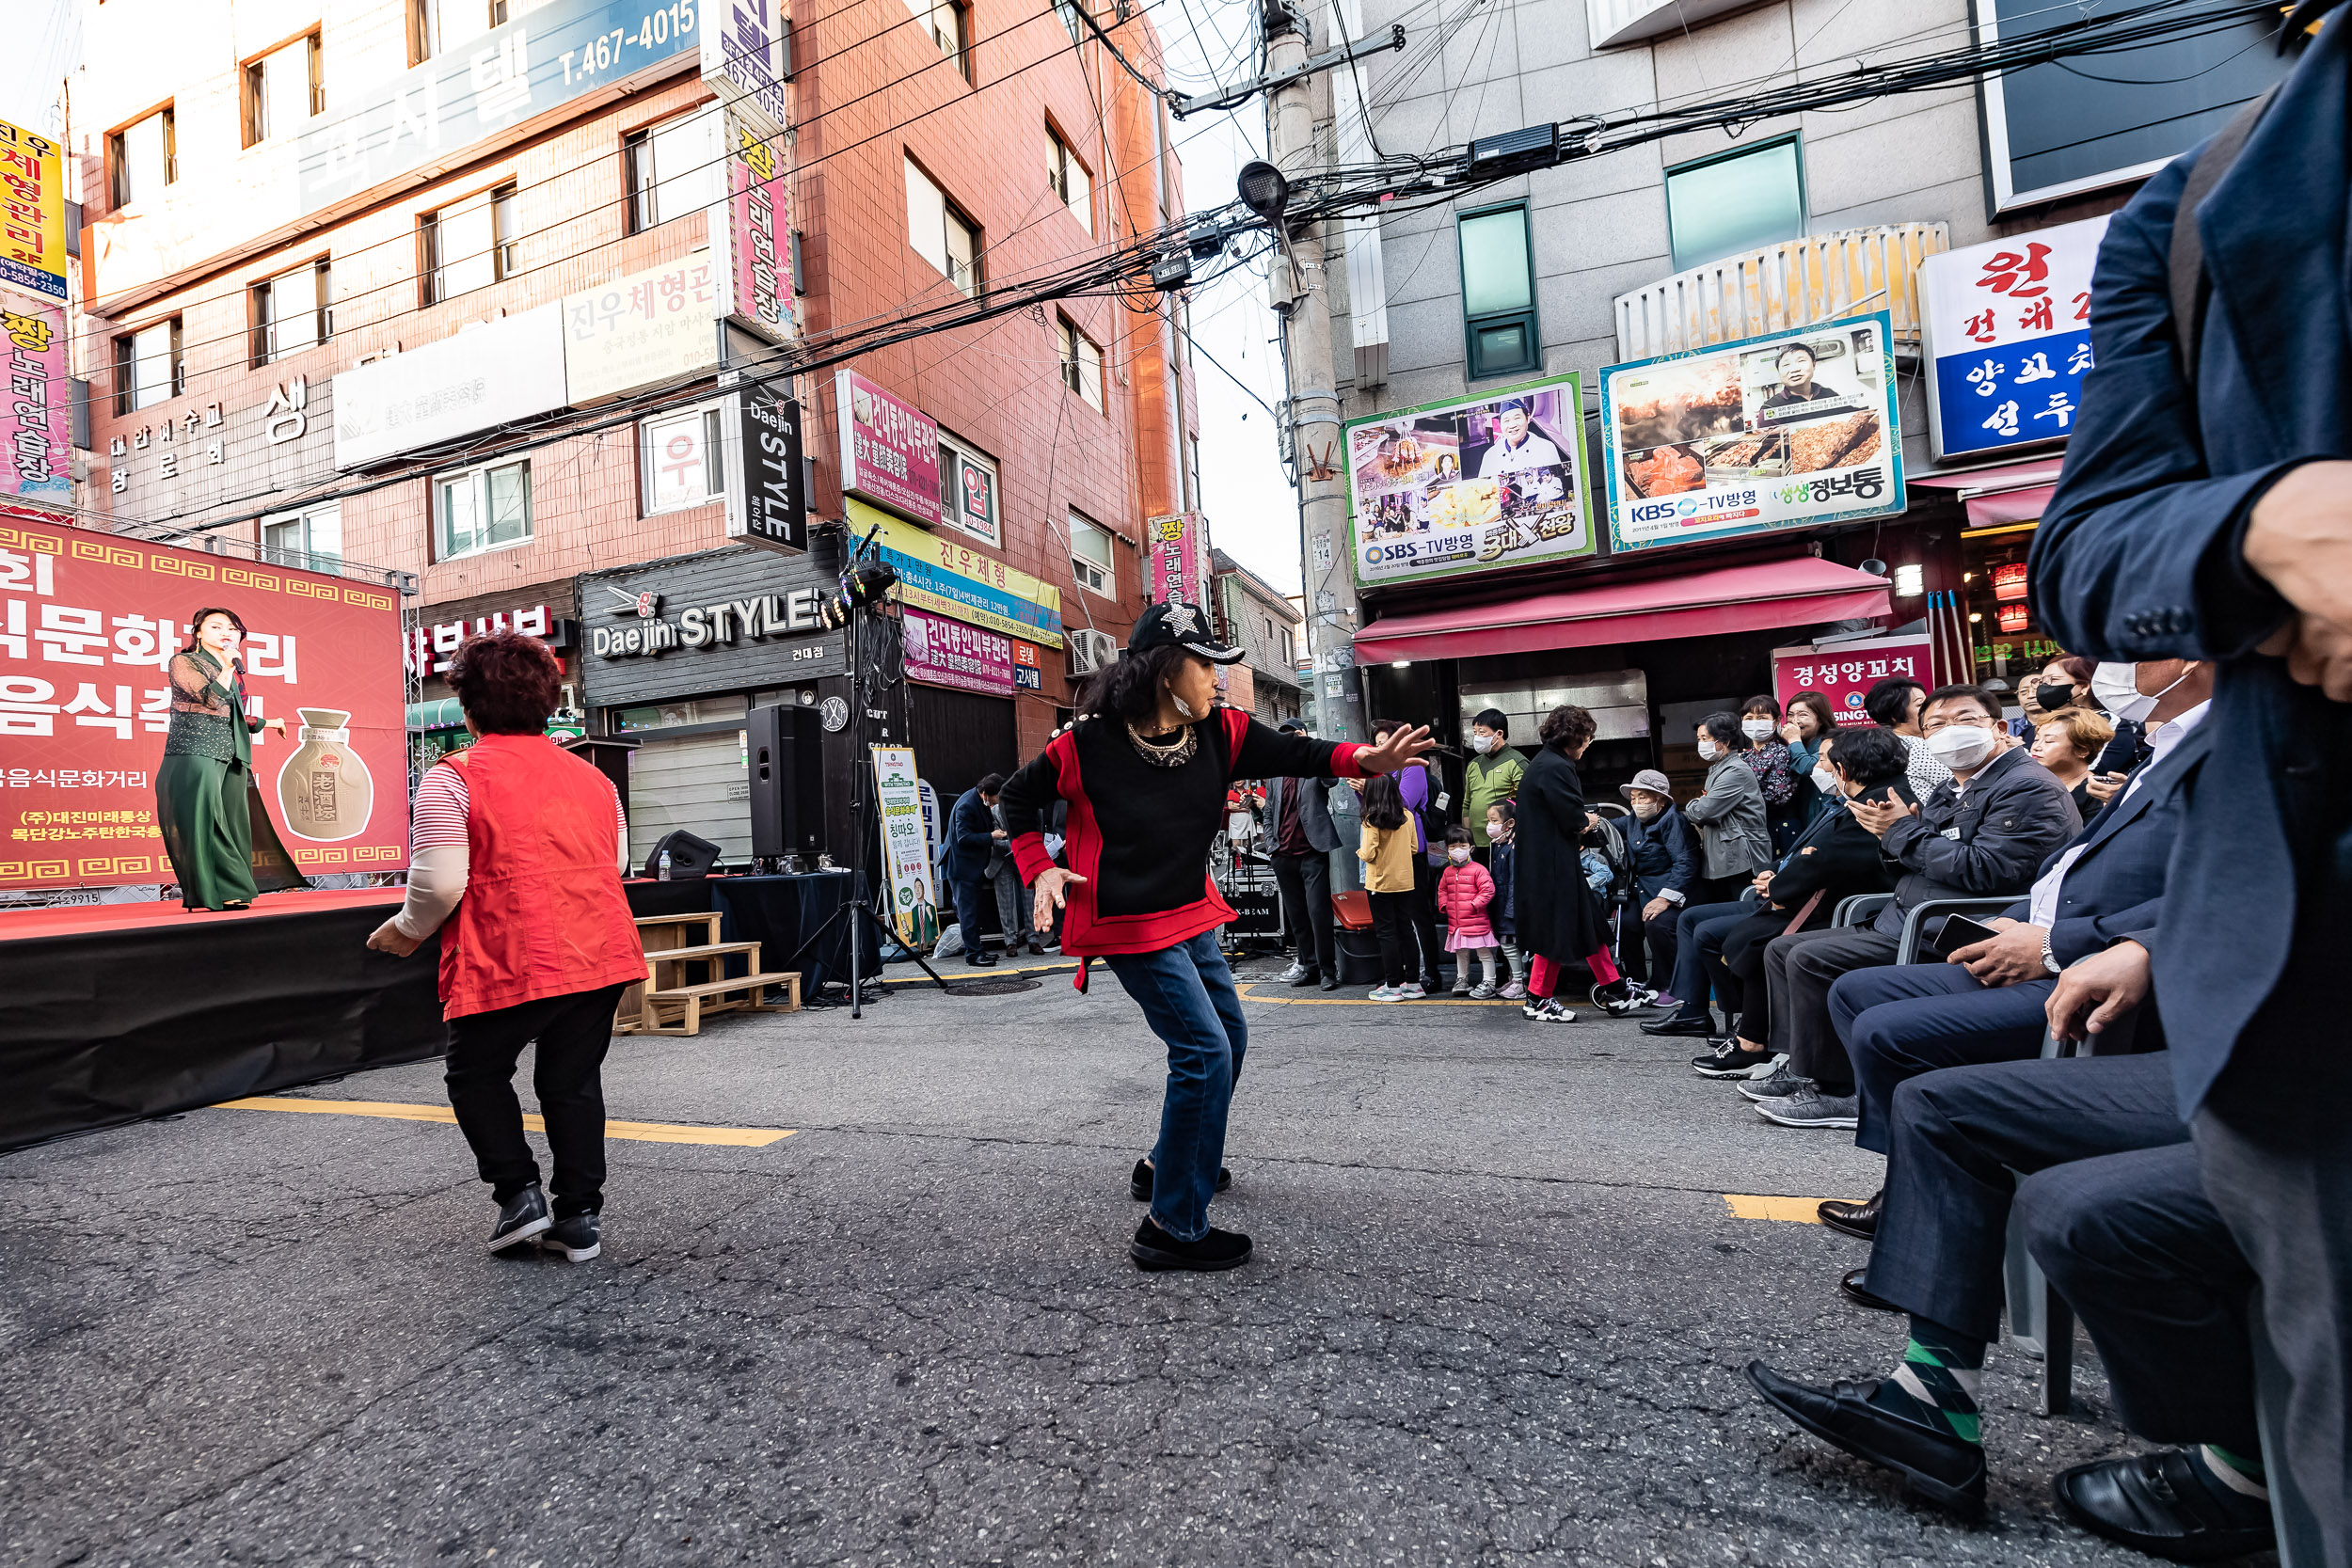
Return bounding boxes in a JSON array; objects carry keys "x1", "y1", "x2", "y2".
[
  {"x1": 852, "y1": 499, "x2": 1063, "y2": 649},
  {"x1": 295, "y1": 0, "x2": 699, "y2": 215},
  {"x1": 1145, "y1": 512, "x2": 1213, "y2": 606},
  {"x1": 1919, "y1": 216, "x2": 2108, "y2": 464},
  {"x1": 700, "y1": 0, "x2": 790, "y2": 150},
  {"x1": 0, "y1": 118, "x2": 68, "y2": 303},
  {"x1": 834, "y1": 369, "x2": 941, "y2": 527},
  {"x1": 103, "y1": 376, "x2": 338, "y2": 527},
  {"x1": 1772, "y1": 636, "x2": 1933, "y2": 729},
  {"x1": 1, "y1": 297, "x2": 70, "y2": 504},
  {"x1": 562, "y1": 255, "x2": 720, "y2": 405},
  {"x1": 405, "y1": 602, "x2": 573, "y2": 677},
  {"x1": 719, "y1": 105, "x2": 793, "y2": 343}
]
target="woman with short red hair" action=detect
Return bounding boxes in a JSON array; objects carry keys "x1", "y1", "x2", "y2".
[{"x1": 367, "y1": 631, "x2": 644, "y2": 1262}]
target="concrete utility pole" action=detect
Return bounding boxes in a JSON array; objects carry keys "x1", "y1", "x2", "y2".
[{"x1": 1263, "y1": 8, "x2": 1364, "y2": 744}]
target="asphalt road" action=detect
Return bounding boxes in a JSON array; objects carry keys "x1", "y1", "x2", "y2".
[{"x1": 0, "y1": 957, "x2": 2268, "y2": 1567}]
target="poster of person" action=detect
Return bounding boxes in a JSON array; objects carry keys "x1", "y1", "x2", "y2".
[
  {"x1": 1600, "y1": 310, "x2": 1905, "y2": 553},
  {"x1": 1343, "y1": 372, "x2": 1595, "y2": 589}
]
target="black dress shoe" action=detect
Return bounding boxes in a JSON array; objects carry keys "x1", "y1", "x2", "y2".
[
  {"x1": 2054, "y1": 1449, "x2": 2275, "y2": 1561},
  {"x1": 487, "y1": 1184, "x2": 551, "y2": 1253},
  {"x1": 1745, "y1": 1360, "x2": 1986, "y2": 1519},
  {"x1": 1129, "y1": 1158, "x2": 1232, "y2": 1201},
  {"x1": 1820, "y1": 1190, "x2": 1883, "y2": 1240},
  {"x1": 1320, "y1": 974, "x2": 1339, "y2": 990},
  {"x1": 1130, "y1": 1218, "x2": 1252, "y2": 1272},
  {"x1": 963, "y1": 949, "x2": 998, "y2": 967},
  {"x1": 1839, "y1": 1266, "x2": 1902, "y2": 1313},
  {"x1": 1641, "y1": 1013, "x2": 1718, "y2": 1038}
]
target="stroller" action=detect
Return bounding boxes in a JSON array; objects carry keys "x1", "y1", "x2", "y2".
[{"x1": 1584, "y1": 804, "x2": 1661, "y2": 1010}]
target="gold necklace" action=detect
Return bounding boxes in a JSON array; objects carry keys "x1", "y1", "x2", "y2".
[{"x1": 1124, "y1": 720, "x2": 1199, "y2": 768}]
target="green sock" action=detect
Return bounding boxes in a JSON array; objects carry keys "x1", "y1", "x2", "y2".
[
  {"x1": 2198, "y1": 1444, "x2": 2268, "y2": 1498},
  {"x1": 1867, "y1": 1317, "x2": 1985, "y2": 1445}
]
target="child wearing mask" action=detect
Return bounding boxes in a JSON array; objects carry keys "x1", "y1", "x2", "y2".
[
  {"x1": 1357, "y1": 771, "x2": 1422, "y2": 1000},
  {"x1": 1436, "y1": 825, "x2": 1502, "y2": 998},
  {"x1": 1486, "y1": 800, "x2": 1525, "y2": 1000}
]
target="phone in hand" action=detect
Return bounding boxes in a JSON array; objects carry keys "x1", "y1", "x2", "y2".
[{"x1": 1942, "y1": 914, "x2": 2003, "y2": 951}]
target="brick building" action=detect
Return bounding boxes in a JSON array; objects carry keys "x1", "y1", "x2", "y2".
[{"x1": 69, "y1": 0, "x2": 1195, "y2": 863}]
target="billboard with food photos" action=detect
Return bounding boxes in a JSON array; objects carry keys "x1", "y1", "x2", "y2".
[
  {"x1": 1600, "y1": 310, "x2": 1905, "y2": 553},
  {"x1": 0, "y1": 510, "x2": 409, "y2": 891},
  {"x1": 1344, "y1": 372, "x2": 1595, "y2": 590}
]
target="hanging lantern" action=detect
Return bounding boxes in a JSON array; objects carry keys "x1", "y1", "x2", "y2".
[
  {"x1": 1991, "y1": 562, "x2": 2030, "y2": 603},
  {"x1": 1996, "y1": 602, "x2": 2031, "y2": 633}
]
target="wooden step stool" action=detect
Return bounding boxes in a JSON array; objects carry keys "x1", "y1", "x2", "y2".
[{"x1": 616, "y1": 912, "x2": 800, "y2": 1037}]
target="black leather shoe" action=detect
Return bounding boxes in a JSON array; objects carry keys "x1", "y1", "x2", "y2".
[
  {"x1": 963, "y1": 949, "x2": 998, "y2": 967},
  {"x1": 1641, "y1": 1013, "x2": 1718, "y2": 1037},
  {"x1": 537, "y1": 1212, "x2": 601, "y2": 1263},
  {"x1": 487, "y1": 1184, "x2": 551, "y2": 1252},
  {"x1": 1839, "y1": 1266, "x2": 1902, "y2": 1313},
  {"x1": 1129, "y1": 1158, "x2": 1232, "y2": 1201},
  {"x1": 1820, "y1": 1190, "x2": 1883, "y2": 1240},
  {"x1": 2054, "y1": 1449, "x2": 2275, "y2": 1561},
  {"x1": 1321, "y1": 974, "x2": 1339, "y2": 990},
  {"x1": 1130, "y1": 1218, "x2": 1252, "y2": 1272},
  {"x1": 1745, "y1": 1360, "x2": 1986, "y2": 1519}
]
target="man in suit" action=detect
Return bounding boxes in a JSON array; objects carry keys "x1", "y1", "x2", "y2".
[
  {"x1": 1756, "y1": 685, "x2": 2079, "y2": 1128},
  {"x1": 944, "y1": 774, "x2": 1006, "y2": 967},
  {"x1": 1265, "y1": 719, "x2": 1342, "y2": 990},
  {"x1": 2032, "y1": 11, "x2": 2352, "y2": 1542}
]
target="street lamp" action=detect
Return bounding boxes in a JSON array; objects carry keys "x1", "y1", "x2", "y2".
[{"x1": 1236, "y1": 161, "x2": 1291, "y2": 225}]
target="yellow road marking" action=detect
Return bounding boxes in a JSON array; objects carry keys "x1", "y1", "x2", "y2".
[
  {"x1": 215, "y1": 1097, "x2": 796, "y2": 1147},
  {"x1": 1232, "y1": 981, "x2": 1520, "y2": 1006},
  {"x1": 1724, "y1": 1194, "x2": 1865, "y2": 1224}
]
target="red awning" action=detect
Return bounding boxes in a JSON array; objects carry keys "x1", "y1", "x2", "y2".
[
  {"x1": 1353, "y1": 557, "x2": 1894, "y2": 664},
  {"x1": 1909, "y1": 457, "x2": 2063, "y2": 530}
]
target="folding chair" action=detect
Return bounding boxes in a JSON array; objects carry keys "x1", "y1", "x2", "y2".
[
  {"x1": 2250, "y1": 1289, "x2": 2326, "y2": 1567},
  {"x1": 1829, "y1": 893, "x2": 2016, "y2": 963}
]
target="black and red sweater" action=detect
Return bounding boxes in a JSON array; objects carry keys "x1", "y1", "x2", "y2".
[{"x1": 999, "y1": 705, "x2": 1366, "y2": 958}]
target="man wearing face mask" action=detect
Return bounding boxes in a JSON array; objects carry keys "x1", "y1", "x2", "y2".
[
  {"x1": 1754, "y1": 685, "x2": 2078, "y2": 1129},
  {"x1": 1462, "y1": 708, "x2": 1525, "y2": 854}
]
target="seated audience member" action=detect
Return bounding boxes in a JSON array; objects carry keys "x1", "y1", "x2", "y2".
[
  {"x1": 2028, "y1": 705, "x2": 2115, "y2": 821},
  {"x1": 1682, "y1": 711, "x2": 1775, "y2": 905},
  {"x1": 1690, "y1": 728, "x2": 1903, "y2": 1079},
  {"x1": 1864, "y1": 676, "x2": 1953, "y2": 800},
  {"x1": 1747, "y1": 943, "x2": 2273, "y2": 1558},
  {"x1": 1752, "y1": 684, "x2": 2078, "y2": 1129},
  {"x1": 1614, "y1": 768, "x2": 1697, "y2": 1000},
  {"x1": 1779, "y1": 690, "x2": 1839, "y2": 823}
]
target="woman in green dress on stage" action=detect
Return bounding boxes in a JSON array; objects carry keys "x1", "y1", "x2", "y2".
[{"x1": 157, "y1": 607, "x2": 310, "y2": 911}]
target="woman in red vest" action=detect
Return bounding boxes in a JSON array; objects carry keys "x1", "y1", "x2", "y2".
[{"x1": 367, "y1": 632, "x2": 646, "y2": 1262}]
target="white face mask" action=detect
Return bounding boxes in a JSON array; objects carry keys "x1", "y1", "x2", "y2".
[
  {"x1": 1926, "y1": 721, "x2": 1998, "y2": 771},
  {"x1": 1811, "y1": 763, "x2": 1839, "y2": 794},
  {"x1": 2091, "y1": 660, "x2": 2191, "y2": 726},
  {"x1": 1741, "y1": 719, "x2": 1776, "y2": 742},
  {"x1": 1696, "y1": 738, "x2": 1722, "y2": 762},
  {"x1": 1631, "y1": 799, "x2": 1663, "y2": 821},
  {"x1": 1470, "y1": 733, "x2": 1494, "y2": 754},
  {"x1": 1447, "y1": 846, "x2": 1470, "y2": 864}
]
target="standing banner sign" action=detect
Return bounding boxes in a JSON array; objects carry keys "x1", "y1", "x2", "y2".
[
  {"x1": 871, "y1": 745, "x2": 938, "y2": 945},
  {"x1": 1600, "y1": 311, "x2": 1905, "y2": 553},
  {"x1": 0, "y1": 511, "x2": 409, "y2": 891},
  {"x1": 0, "y1": 118, "x2": 68, "y2": 303},
  {"x1": 1919, "y1": 216, "x2": 2107, "y2": 463},
  {"x1": 834, "y1": 370, "x2": 941, "y2": 527},
  {"x1": 1772, "y1": 635, "x2": 1934, "y2": 729},
  {"x1": 1, "y1": 297, "x2": 72, "y2": 504}
]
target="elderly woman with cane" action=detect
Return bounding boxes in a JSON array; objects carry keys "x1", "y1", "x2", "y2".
[{"x1": 999, "y1": 600, "x2": 1433, "y2": 1273}]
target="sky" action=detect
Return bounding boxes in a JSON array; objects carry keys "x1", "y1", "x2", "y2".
[{"x1": 2, "y1": 0, "x2": 78, "y2": 135}]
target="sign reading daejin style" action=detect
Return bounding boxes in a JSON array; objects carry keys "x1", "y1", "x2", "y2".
[{"x1": 723, "y1": 384, "x2": 806, "y2": 555}]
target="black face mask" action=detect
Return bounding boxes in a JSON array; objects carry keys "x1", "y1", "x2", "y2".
[{"x1": 2035, "y1": 682, "x2": 2075, "y2": 713}]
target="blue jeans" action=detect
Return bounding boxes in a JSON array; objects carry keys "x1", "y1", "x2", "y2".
[
  {"x1": 1104, "y1": 929, "x2": 1248, "y2": 1243},
  {"x1": 1668, "y1": 901, "x2": 1750, "y2": 1019}
]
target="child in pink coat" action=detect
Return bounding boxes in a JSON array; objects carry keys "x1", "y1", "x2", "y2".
[{"x1": 1436, "y1": 825, "x2": 1502, "y2": 998}]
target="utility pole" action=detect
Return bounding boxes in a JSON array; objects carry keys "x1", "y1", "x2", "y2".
[{"x1": 1263, "y1": 6, "x2": 1363, "y2": 745}]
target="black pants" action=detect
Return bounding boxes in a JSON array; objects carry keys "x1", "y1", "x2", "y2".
[
  {"x1": 1407, "y1": 856, "x2": 1443, "y2": 985},
  {"x1": 1714, "y1": 909, "x2": 1797, "y2": 1043},
  {"x1": 1270, "y1": 850, "x2": 1335, "y2": 977},
  {"x1": 444, "y1": 981, "x2": 630, "y2": 1219},
  {"x1": 1616, "y1": 895, "x2": 1679, "y2": 988},
  {"x1": 1762, "y1": 924, "x2": 1900, "y2": 1091},
  {"x1": 1368, "y1": 890, "x2": 1415, "y2": 987},
  {"x1": 951, "y1": 877, "x2": 993, "y2": 952}
]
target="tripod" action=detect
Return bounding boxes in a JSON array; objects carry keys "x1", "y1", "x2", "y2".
[{"x1": 781, "y1": 522, "x2": 953, "y2": 1018}]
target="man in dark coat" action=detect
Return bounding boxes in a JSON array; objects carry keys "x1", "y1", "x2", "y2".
[
  {"x1": 1264, "y1": 720, "x2": 1343, "y2": 990},
  {"x1": 944, "y1": 774, "x2": 1006, "y2": 967},
  {"x1": 2032, "y1": 11, "x2": 2352, "y2": 1539}
]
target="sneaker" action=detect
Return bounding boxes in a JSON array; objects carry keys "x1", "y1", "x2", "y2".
[
  {"x1": 1130, "y1": 1218, "x2": 1253, "y2": 1273},
  {"x1": 1499, "y1": 980, "x2": 1526, "y2": 1001},
  {"x1": 1522, "y1": 997, "x2": 1577, "y2": 1022},
  {"x1": 537, "y1": 1212, "x2": 601, "y2": 1263},
  {"x1": 1397, "y1": 982, "x2": 1427, "y2": 1000},
  {"x1": 1368, "y1": 985, "x2": 1403, "y2": 1002},
  {"x1": 1590, "y1": 981, "x2": 1647, "y2": 1017},
  {"x1": 1276, "y1": 961, "x2": 1311, "y2": 985},
  {"x1": 1623, "y1": 983, "x2": 1662, "y2": 1007},
  {"x1": 1467, "y1": 983, "x2": 1500, "y2": 1000},
  {"x1": 1755, "y1": 1087, "x2": 1861, "y2": 1129},
  {"x1": 1692, "y1": 1039, "x2": 1775, "y2": 1079},
  {"x1": 487, "y1": 1184, "x2": 551, "y2": 1253},
  {"x1": 1739, "y1": 1066, "x2": 1810, "y2": 1102},
  {"x1": 1645, "y1": 992, "x2": 1681, "y2": 1012},
  {"x1": 1128, "y1": 1158, "x2": 1232, "y2": 1202},
  {"x1": 1744, "y1": 1051, "x2": 1790, "y2": 1081},
  {"x1": 1451, "y1": 975, "x2": 1472, "y2": 995}
]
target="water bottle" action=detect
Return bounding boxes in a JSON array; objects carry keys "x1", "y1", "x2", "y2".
[{"x1": 658, "y1": 848, "x2": 672, "y2": 881}]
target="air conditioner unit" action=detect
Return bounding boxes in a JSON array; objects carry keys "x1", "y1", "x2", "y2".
[{"x1": 1068, "y1": 627, "x2": 1118, "y2": 674}]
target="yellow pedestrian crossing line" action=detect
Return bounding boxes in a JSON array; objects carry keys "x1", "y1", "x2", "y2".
[
  {"x1": 1723, "y1": 1194, "x2": 1864, "y2": 1224},
  {"x1": 215, "y1": 1097, "x2": 796, "y2": 1147}
]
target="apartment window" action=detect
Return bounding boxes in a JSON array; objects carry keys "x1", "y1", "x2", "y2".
[
  {"x1": 1186, "y1": 434, "x2": 1201, "y2": 511},
  {"x1": 422, "y1": 182, "x2": 517, "y2": 304},
  {"x1": 262, "y1": 507, "x2": 342, "y2": 570},
  {"x1": 1047, "y1": 126, "x2": 1091, "y2": 233},
  {"x1": 251, "y1": 260, "x2": 332, "y2": 364},
  {"x1": 1279, "y1": 624, "x2": 1295, "y2": 666},
  {"x1": 108, "y1": 107, "x2": 175, "y2": 208},
  {"x1": 904, "y1": 157, "x2": 980, "y2": 296},
  {"x1": 409, "y1": 0, "x2": 501, "y2": 63},
  {"x1": 1456, "y1": 202, "x2": 1538, "y2": 381},
  {"x1": 1664, "y1": 135, "x2": 1804, "y2": 272},
  {"x1": 1057, "y1": 313, "x2": 1102, "y2": 410},
  {"x1": 113, "y1": 319, "x2": 182, "y2": 414},
  {"x1": 938, "y1": 432, "x2": 1000, "y2": 546},
  {"x1": 243, "y1": 33, "x2": 322, "y2": 147},
  {"x1": 435, "y1": 459, "x2": 532, "y2": 559},
  {"x1": 1055, "y1": 0, "x2": 1082, "y2": 42},
  {"x1": 1069, "y1": 511, "x2": 1112, "y2": 597},
  {"x1": 641, "y1": 404, "x2": 727, "y2": 515},
  {"x1": 905, "y1": 0, "x2": 969, "y2": 82},
  {"x1": 625, "y1": 113, "x2": 722, "y2": 234}
]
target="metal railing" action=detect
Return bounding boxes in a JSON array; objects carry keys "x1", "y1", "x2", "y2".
[{"x1": 1613, "y1": 223, "x2": 1950, "y2": 361}]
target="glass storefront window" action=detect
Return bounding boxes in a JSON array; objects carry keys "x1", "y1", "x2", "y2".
[
  {"x1": 1960, "y1": 523, "x2": 2065, "y2": 687},
  {"x1": 612, "y1": 694, "x2": 750, "y2": 733}
]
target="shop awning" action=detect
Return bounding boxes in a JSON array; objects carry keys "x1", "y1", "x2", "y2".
[
  {"x1": 406, "y1": 697, "x2": 466, "y2": 732},
  {"x1": 1353, "y1": 557, "x2": 1894, "y2": 664},
  {"x1": 1910, "y1": 457, "x2": 2064, "y2": 531}
]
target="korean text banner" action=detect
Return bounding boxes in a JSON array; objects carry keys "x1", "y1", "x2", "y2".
[
  {"x1": 720, "y1": 108, "x2": 792, "y2": 342},
  {"x1": 1145, "y1": 512, "x2": 1212, "y2": 606},
  {"x1": 1920, "y1": 216, "x2": 2106, "y2": 463},
  {"x1": 0, "y1": 513, "x2": 409, "y2": 890},
  {"x1": 1773, "y1": 636, "x2": 1933, "y2": 728},
  {"x1": 1345, "y1": 372, "x2": 1594, "y2": 590},
  {"x1": 2, "y1": 298, "x2": 71, "y2": 502},
  {"x1": 562, "y1": 254, "x2": 719, "y2": 405},
  {"x1": 1600, "y1": 311, "x2": 1905, "y2": 554},
  {"x1": 852, "y1": 499, "x2": 1063, "y2": 648},
  {"x1": 900, "y1": 607, "x2": 1014, "y2": 695},
  {"x1": 870, "y1": 745, "x2": 938, "y2": 947},
  {"x1": 835, "y1": 370, "x2": 941, "y2": 527},
  {"x1": 0, "y1": 119, "x2": 67, "y2": 303}
]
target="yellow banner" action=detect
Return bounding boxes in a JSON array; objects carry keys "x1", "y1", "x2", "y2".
[
  {"x1": 0, "y1": 118, "x2": 68, "y2": 303},
  {"x1": 850, "y1": 498, "x2": 1064, "y2": 649}
]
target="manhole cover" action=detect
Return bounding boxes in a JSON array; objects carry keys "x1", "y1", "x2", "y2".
[{"x1": 947, "y1": 977, "x2": 1042, "y2": 996}]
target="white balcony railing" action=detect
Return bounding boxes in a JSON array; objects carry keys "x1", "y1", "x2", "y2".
[{"x1": 1613, "y1": 222, "x2": 1950, "y2": 363}]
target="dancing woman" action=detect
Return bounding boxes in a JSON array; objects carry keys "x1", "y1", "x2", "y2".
[
  {"x1": 998, "y1": 600, "x2": 1433, "y2": 1273},
  {"x1": 157, "y1": 607, "x2": 310, "y2": 911}
]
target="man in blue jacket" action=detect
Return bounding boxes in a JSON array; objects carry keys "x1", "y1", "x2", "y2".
[
  {"x1": 2032, "y1": 11, "x2": 2352, "y2": 1542},
  {"x1": 944, "y1": 774, "x2": 1006, "y2": 967}
]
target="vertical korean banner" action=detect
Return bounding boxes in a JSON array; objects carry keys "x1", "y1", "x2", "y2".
[
  {"x1": 1145, "y1": 512, "x2": 1207, "y2": 605},
  {"x1": 834, "y1": 370, "x2": 941, "y2": 527},
  {"x1": 0, "y1": 118, "x2": 68, "y2": 303},
  {"x1": 0, "y1": 514, "x2": 409, "y2": 891},
  {"x1": 719, "y1": 104, "x2": 793, "y2": 341},
  {"x1": 870, "y1": 745, "x2": 939, "y2": 945},
  {"x1": 1919, "y1": 216, "x2": 2107, "y2": 462},
  {"x1": 1, "y1": 296, "x2": 71, "y2": 502}
]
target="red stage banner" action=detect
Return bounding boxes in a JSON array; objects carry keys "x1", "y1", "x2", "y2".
[
  {"x1": 1772, "y1": 634, "x2": 1934, "y2": 728},
  {"x1": 0, "y1": 511, "x2": 408, "y2": 889}
]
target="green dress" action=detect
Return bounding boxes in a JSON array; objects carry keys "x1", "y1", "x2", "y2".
[{"x1": 156, "y1": 648, "x2": 312, "y2": 911}]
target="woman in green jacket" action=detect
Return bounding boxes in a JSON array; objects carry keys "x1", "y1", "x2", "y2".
[{"x1": 156, "y1": 607, "x2": 310, "y2": 911}]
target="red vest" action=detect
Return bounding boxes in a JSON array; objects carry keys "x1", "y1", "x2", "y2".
[{"x1": 437, "y1": 734, "x2": 646, "y2": 1019}]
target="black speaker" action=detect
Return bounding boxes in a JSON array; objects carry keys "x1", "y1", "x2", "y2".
[
  {"x1": 643, "y1": 830, "x2": 721, "y2": 880},
  {"x1": 748, "y1": 703, "x2": 825, "y2": 860}
]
